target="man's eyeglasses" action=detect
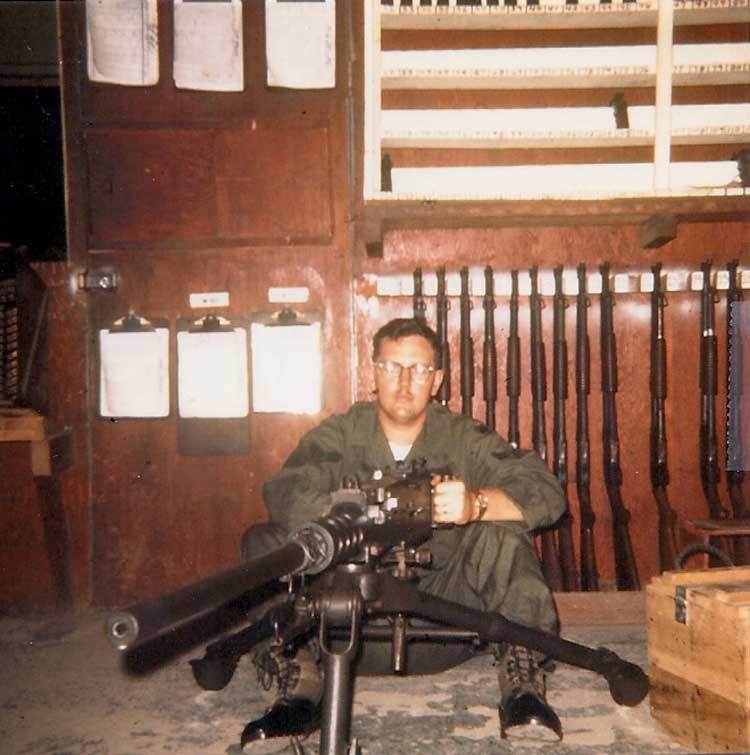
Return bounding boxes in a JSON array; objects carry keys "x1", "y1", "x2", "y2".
[{"x1": 374, "y1": 360, "x2": 436, "y2": 384}]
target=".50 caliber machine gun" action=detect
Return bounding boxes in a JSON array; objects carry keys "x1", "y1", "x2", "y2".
[{"x1": 107, "y1": 461, "x2": 649, "y2": 755}]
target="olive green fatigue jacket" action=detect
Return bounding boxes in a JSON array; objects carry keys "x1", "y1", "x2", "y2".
[{"x1": 263, "y1": 401, "x2": 566, "y2": 630}]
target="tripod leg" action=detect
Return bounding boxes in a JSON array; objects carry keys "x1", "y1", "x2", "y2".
[{"x1": 319, "y1": 595, "x2": 361, "y2": 755}]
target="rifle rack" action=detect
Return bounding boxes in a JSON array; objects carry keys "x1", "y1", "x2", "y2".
[{"x1": 373, "y1": 265, "x2": 750, "y2": 298}]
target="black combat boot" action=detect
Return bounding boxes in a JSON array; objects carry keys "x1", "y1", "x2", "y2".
[
  {"x1": 241, "y1": 642, "x2": 322, "y2": 752},
  {"x1": 496, "y1": 644, "x2": 563, "y2": 742}
]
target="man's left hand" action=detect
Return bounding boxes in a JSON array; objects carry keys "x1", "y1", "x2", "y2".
[{"x1": 431, "y1": 476, "x2": 474, "y2": 525}]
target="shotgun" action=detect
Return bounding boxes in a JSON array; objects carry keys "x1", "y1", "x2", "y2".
[
  {"x1": 600, "y1": 263, "x2": 640, "y2": 591},
  {"x1": 506, "y1": 270, "x2": 521, "y2": 449},
  {"x1": 483, "y1": 266, "x2": 497, "y2": 431},
  {"x1": 436, "y1": 267, "x2": 451, "y2": 408},
  {"x1": 530, "y1": 266, "x2": 563, "y2": 592},
  {"x1": 576, "y1": 264, "x2": 598, "y2": 591},
  {"x1": 553, "y1": 266, "x2": 579, "y2": 591},
  {"x1": 649, "y1": 263, "x2": 680, "y2": 573},
  {"x1": 700, "y1": 261, "x2": 732, "y2": 522},
  {"x1": 460, "y1": 267, "x2": 474, "y2": 417}
]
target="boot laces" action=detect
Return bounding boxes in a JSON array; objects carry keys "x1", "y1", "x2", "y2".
[
  {"x1": 502, "y1": 645, "x2": 545, "y2": 697},
  {"x1": 253, "y1": 642, "x2": 301, "y2": 700}
]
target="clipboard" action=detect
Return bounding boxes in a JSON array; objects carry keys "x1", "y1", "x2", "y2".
[
  {"x1": 176, "y1": 313, "x2": 250, "y2": 455},
  {"x1": 250, "y1": 308, "x2": 322, "y2": 414},
  {"x1": 98, "y1": 314, "x2": 170, "y2": 419}
]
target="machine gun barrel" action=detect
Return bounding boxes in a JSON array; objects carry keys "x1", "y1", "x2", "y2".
[{"x1": 108, "y1": 502, "x2": 432, "y2": 652}]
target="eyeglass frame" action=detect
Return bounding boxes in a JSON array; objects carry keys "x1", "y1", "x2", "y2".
[{"x1": 373, "y1": 359, "x2": 438, "y2": 384}]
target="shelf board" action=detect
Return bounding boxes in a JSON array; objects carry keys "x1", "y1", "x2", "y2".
[
  {"x1": 380, "y1": 0, "x2": 750, "y2": 31},
  {"x1": 359, "y1": 193, "x2": 750, "y2": 255},
  {"x1": 380, "y1": 103, "x2": 750, "y2": 148},
  {"x1": 381, "y1": 43, "x2": 750, "y2": 89}
]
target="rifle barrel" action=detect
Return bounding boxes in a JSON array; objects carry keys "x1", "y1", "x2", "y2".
[
  {"x1": 460, "y1": 267, "x2": 474, "y2": 417},
  {"x1": 506, "y1": 270, "x2": 521, "y2": 448},
  {"x1": 553, "y1": 266, "x2": 579, "y2": 591},
  {"x1": 600, "y1": 263, "x2": 640, "y2": 591},
  {"x1": 483, "y1": 266, "x2": 497, "y2": 431},
  {"x1": 530, "y1": 266, "x2": 563, "y2": 592},
  {"x1": 576, "y1": 264, "x2": 598, "y2": 591}
]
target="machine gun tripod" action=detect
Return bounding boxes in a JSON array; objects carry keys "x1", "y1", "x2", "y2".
[{"x1": 107, "y1": 461, "x2": 649, "y2": 755}]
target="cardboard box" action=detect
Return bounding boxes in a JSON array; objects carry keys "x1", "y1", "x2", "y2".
[{"x1": 647, "y1": 567, "x2": 750, "y2": 753}]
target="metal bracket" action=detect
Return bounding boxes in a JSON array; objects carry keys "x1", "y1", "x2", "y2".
[
  {"x1": 674, "y1": 584, "x2": 687, "y2": 624},
  {"x1": 78, "y1": 269, "x2": 118, "y2": 291}
]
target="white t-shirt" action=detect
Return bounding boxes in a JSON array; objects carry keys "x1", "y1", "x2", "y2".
[{"x1": 389, "y1": 441, "x2": 412, "y2": 462}]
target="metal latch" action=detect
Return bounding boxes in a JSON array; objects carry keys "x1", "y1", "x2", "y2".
[{"x1": 675, "y1": 584, "x2": 688, "y2": 624}]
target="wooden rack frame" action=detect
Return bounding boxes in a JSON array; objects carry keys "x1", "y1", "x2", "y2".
[{"x1": 364, "y1": 0, "x2": 750, "y2": 202}]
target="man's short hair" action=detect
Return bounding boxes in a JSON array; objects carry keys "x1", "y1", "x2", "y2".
[{"x1": 372, "y1": 318, "x2": 442, "y2": 367}]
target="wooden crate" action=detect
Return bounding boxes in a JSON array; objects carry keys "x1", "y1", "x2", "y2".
[{"x1": 647, "y1": 567, "x2": 750, "y2": 753}]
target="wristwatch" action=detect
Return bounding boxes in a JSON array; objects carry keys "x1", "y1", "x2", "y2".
[{"x1": 474, "y1": 490, "x2": 489, "y2": 521}]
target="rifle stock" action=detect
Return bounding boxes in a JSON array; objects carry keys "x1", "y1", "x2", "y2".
[
  {"x1": 506, "y1": 270, "x2": 521, "y2": 449},
  {"x1": 553, "y1": 266, "x2": 579, "y2": 591},
  {"x1": 600, "y1": 263, "x2": 640, "y2": 591},
  {"x1": 460, "y1": 267, "x2": 474, "y2": 417},
  {"x1": 530, "y1": 266, "x2": 563, "y2": 592},
  {"x1": 576, "y1": 265, "x2": 599, "y2": 591},
  {"x1": 483, "y1": 266, "x2": 497, "y2": 431},
  {"x1": 649, "y1": 263, "x2": 679, "y2": 573}
]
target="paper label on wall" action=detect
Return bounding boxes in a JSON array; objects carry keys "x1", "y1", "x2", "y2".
[
  {"x1": 99, "y1": 328, "x2": 169, "y2": 417},
  {"x1": 251, "y1": 321, "x2": 322, "y2": 414},
  {"x1": 265, "y1": 0, "x2": 335, "y2": 89},
  {"x1": 173, "y1": 0, "x2": 244, "y2": 92},
  {"x1": 86, "y1": 0, "x2": 159, "y2": 86},
  {"x1": 177, "y1": 328, "x2": 249, "y2": 418}
]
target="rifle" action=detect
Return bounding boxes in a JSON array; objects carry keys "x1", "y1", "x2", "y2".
[
  {"x1": 700, "y1": 261, "x2": 732, "y2": 521},
  {"x1": 600, "y1": 263, "x2": 640, "y2": 591},
  {"x1": 576, "y1": 265, "x2": 598, "y2": 591},
  {"x1": 726, "y1": 260, "x2": 749, "y2": 564},
  {"x1": 413, "y1": 267, "x2": 426, "y2": 324},
  {"x1": 460, "y1": 267, "x2": 474, "y2": 417},
  {"x1": 483, "y1": 266, "x2": 497, "y2": 431},
  {"x1": 649, "y1": 263, "x2": 680, "y2": 573},
  {"x1": 530, "y1": 266, "x2": 563, "y2": 592},
  {"x1": 436, "y1": 267, "x2": 451, "y2": 408},
  {"x1": 107, "y1": 461, "x2": 649, "y2": 755},
  {"x1": 506, "y1": 270, "x2": 521, "y2": 449},
  {"x1": 552, "y1": 267, "x2": 579, "y2": 591},
  {"x1": 699, "y1": 261, "x2": 735, "y2": 565}
]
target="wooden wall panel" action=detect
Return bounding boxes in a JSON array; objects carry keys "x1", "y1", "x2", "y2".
[
  {"x1": 86, "y1": 129, "x2": 217, "y2": 245},
  {"x1": 215, "y1": 127, "x2": 333, "y2": 242}
]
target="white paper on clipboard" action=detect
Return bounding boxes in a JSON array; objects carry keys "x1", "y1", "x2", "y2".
[
  {"x1": 251, "y1": 321, "x2": 322, "y2": 414},
  {"x1": 265, "y1": 0, "x2": 335, "y2": 89},
  {"x1": 85, "y1": 0, "x2": 159, "y2": 86},
  {"x1": 173, "y1": 0, "x2": 244, "y2": 91},
  {"x1": 177, "y1": 328, "x2": 249, "y2": 418},
  {"x1": 99, "y1": 328, "x2": 169, "y2": 417}
]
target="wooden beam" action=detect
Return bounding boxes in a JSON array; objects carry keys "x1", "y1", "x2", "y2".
[{"x1": 555, "y1": 590, "x2": 646, "y2": 627}]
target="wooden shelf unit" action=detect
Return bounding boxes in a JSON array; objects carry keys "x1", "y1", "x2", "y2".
[{"x1": 364, "y1": 0, "x2": 750, "y2": 204}]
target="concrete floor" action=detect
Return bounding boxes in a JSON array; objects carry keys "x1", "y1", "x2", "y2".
[{"x1": 1, "y1": 609, "x2": 692, "y2": 755}]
